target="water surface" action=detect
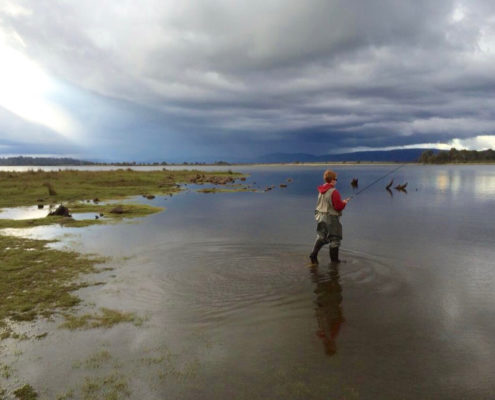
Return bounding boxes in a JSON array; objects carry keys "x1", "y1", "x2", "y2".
[{"x1": 2, "y1": 165, "x2": 495, "y2": 399}]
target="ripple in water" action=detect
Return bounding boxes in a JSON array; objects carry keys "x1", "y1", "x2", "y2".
[
  {"x1": 337, "y1": 250, "x2": 405, "y2": 294},
  {"x1": 121, "y1": 243, "x2": 405, "y2": 324},
  {"x1": 158, "y1": 243, "x2": 307, "y2": 319}
]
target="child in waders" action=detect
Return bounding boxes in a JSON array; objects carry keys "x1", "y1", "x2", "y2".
[{"x1": 310, "y1": 170, "x2": 350, "y2": 264}]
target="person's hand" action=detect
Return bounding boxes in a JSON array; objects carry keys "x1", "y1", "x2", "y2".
[{"x1": 343, "y1": 197, "x2": 351, "y2": 204}]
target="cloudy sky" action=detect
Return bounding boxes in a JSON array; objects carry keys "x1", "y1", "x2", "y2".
[{"x1": 1, "y1": 0, "x2": 495, "y2": 162}]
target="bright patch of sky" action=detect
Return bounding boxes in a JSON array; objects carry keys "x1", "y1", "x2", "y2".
[
  {"x1": 0, "y1": 43, "x2": 77, "y2": 137},
  {"x1": 337, "y1": 135, "x2": 495, "y2": 154}
]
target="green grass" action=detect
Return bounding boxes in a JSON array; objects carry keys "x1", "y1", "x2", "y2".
[
  {"x1": 60, "y1": 308, "x2": 144, "y2": 330},
  {"x1": 73, "y1": 350, "x2": 112, "y2": 370},
  {"x1": 0, "y1": 234, "x2": 105, "y2": 328},
  {"x1": 0, "y1": 169, "x2": 243, "y2": 208},
  {"x1": 81, "y1": 373, "x2": 130, "y2": 400},
  {"x1": 13, "y1": 384, "x2": 38, "y2": 400},
  {"x1": 0, "y1": 363, "x2": 13, "y2": 379}
]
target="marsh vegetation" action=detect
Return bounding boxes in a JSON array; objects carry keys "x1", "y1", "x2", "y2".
[{"x1": 0, "y1": 168, "x2": 247, "y2": 398}]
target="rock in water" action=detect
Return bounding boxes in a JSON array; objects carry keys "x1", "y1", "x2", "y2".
[{"x1": 49, "y1": 205, "x2": 71, "y2": 217}]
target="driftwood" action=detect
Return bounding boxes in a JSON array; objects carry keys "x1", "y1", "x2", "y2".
[
  {"x1": 394, "y1": 182, "x2": 408, "y2": 191},
  {"x1": 43, "y1": 182, "x2": 57, "y2": 196}
]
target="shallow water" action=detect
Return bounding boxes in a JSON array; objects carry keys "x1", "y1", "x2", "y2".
[
  {"x1": 0, "y1": 205, "x2": 49, "y2": 220},
  {"x1": 2, "y1": 165, "x2": 495, "y2": 399}
]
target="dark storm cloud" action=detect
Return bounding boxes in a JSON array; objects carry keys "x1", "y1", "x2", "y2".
[{"x1": 1, "y1": 0, "x2": 495, "y2": 160}]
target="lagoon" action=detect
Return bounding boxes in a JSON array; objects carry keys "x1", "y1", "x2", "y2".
[{"x1": 2, "y1": 164, "x2": 495, "y2": 399}]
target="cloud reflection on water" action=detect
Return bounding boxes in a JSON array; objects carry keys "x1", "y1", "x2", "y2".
[{"x1": 0, "y1": 205, "x2": 48, "y2": 220}]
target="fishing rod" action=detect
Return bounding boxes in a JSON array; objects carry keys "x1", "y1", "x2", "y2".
[{"x1": 349, "y1": 164, "x2": 405, "y2": 199}]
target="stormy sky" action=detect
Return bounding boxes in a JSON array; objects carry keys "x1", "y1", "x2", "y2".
[{"x1": 1, "y1": 0, "x2": 495, "y2": 162}]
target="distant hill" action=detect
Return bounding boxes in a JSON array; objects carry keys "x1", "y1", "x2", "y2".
[
  {"x1": 254, "y1": 149, "x2": 435, "y2": 163},
  {"x1": 0, "y1": 156, "x2": 96, "y2": 166}
]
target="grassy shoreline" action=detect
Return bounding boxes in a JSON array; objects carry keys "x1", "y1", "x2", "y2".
[
  {"x1": 0, "y1": 168, "x2": 243, "y2": 208},
  {"x1": 0, "y1": 168, "x2": 245, "y2": 331},
  {"x1": 0, "y1": 168, "x2": 248, "y2": 397}
]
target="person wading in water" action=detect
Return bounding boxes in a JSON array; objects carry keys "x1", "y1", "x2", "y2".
[{"x1": 310, "y1": 169, "x2": 350, "y2": 264}]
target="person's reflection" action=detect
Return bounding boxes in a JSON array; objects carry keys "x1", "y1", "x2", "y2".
[{"x1": 311, "y1": 264, "x2": 344, "y2": 356}]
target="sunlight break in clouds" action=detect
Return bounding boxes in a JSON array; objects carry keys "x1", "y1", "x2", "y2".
[
  {"x1": 0, "y1": 38, "x2": 77, "y2": 138},
  {"x1": 339, "y1": 135, "x2": 495, "y2": 154},
  {"x1": 448, "y1": 135, "x2": 495, "y2": 150}
]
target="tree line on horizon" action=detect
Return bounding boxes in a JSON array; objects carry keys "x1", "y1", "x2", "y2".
[
  {"x1": 0, "y1": 156, "x2": 232, "y2": 166},
  {"x1": 3, "y1": 150, "x2": 495, "y2": 166},
  {"x1": 0, "y1": 156, "x2": 96, "y2": 166},
  {"x1": 419, "y1": 148, "x2": 495, "y2": 164}
]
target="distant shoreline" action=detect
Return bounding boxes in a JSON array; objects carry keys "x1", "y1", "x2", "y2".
[
  {"x1": 233, "y1": 161, "x2": 495, "y2": 166},
  {"x1": 2, "y1": 161, "x2": 495, "y2": 168}
]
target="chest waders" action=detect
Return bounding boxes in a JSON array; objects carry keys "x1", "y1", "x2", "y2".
[
  {"x1": 310, "y1": 226, "x2": 342, "y2": 264},
  {"x1": 310, "y1": 189, "x2": 342, "y2": 264}
]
